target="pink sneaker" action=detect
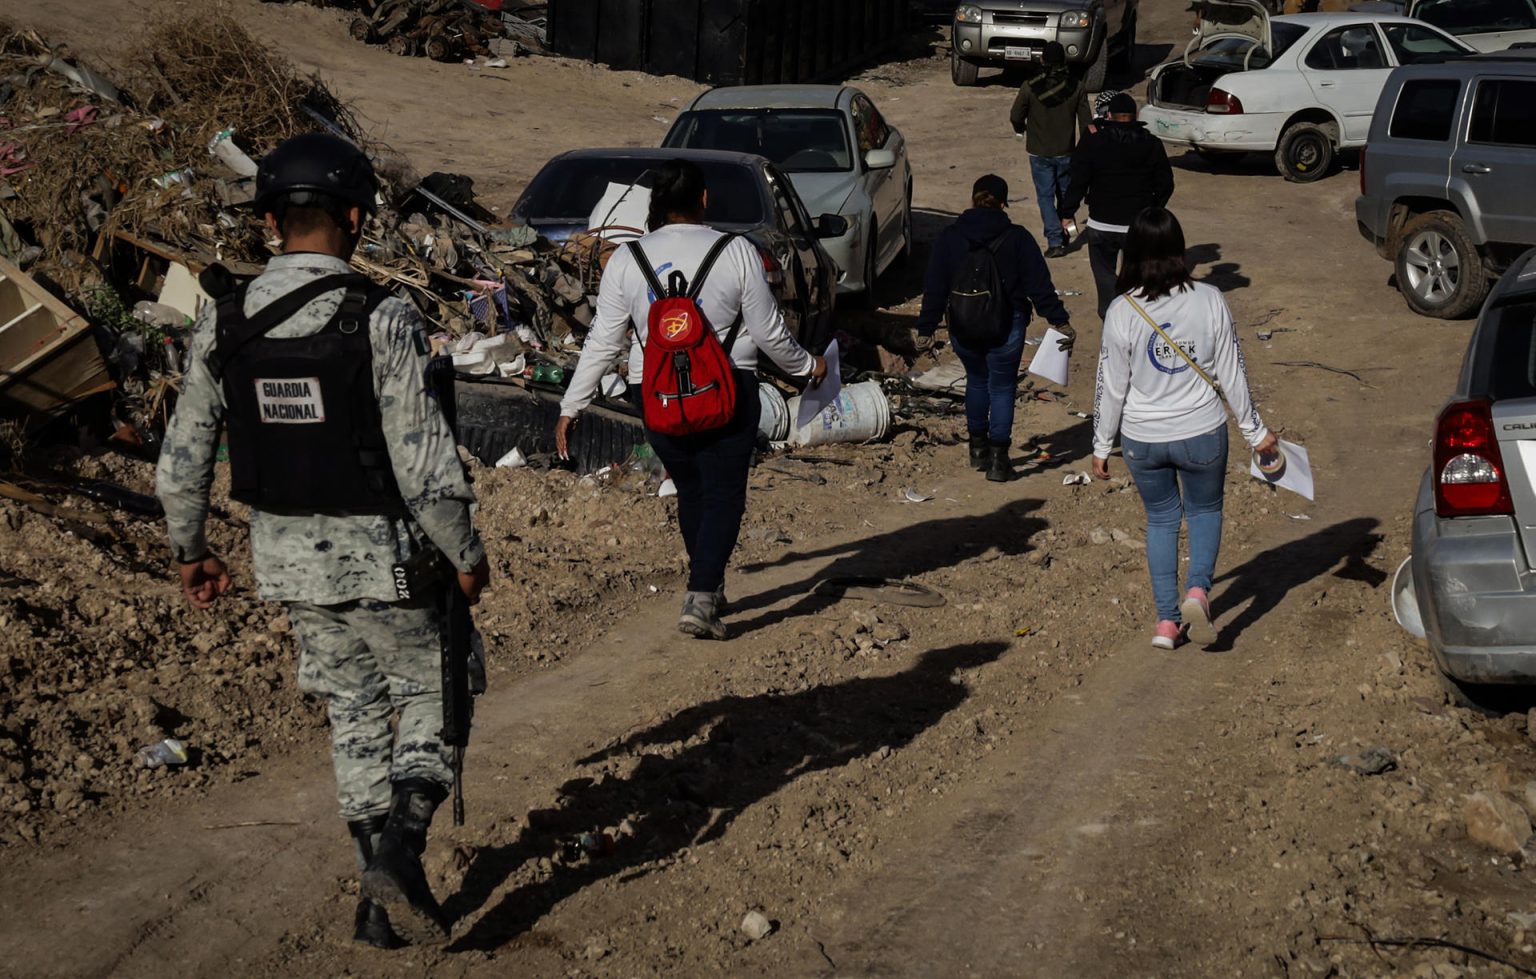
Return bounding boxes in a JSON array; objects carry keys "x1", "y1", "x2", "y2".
[
  {"x1": 1151, "y1": 620, "x2": 1182, "y2": 650},
  {"x1": 1181, "y1": 588, "x2": 1216, "y2": 646}
]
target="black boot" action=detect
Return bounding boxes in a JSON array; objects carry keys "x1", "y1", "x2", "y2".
[
  {"x1": 348, "y1": 815, "x2": 405, "y2": 949},
  {"x1": 986, "y1": 441, "x2": 1012, "y2": 482},
  {"x1": 968, "y1": 432, "x2": 989, "y2": 471},
  {"x1": 361, "y1": 779, "x2": 452, "y2": 945}
]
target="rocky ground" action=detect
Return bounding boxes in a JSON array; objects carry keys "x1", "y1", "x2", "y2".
[{"x1": 5, "y1": 0, "x2": 1536, "y2": 976}]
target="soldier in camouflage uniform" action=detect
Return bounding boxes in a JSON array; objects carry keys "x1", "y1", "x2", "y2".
[{"x1": 155, "y1": 133, "x2": 490, "y2": 948}]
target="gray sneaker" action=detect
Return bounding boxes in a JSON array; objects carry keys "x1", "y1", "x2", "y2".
[{"x1": 679, "y1": 591, "x2": 728, "y2": 641}]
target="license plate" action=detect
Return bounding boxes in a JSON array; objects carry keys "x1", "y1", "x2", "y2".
[{"x1": 1005, "y1": 45, "x2": 1035, "y2": 60}]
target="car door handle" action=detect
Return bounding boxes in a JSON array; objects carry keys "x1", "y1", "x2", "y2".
[
  {"x1": 1463, "y1": 163, "x2": 1493, "y2": 175},
  {"x1": 1319, "y1": 79, "x2": 1336, "y2": 86}
]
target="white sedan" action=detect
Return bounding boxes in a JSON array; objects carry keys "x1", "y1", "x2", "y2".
[{"x1": 1142, "y1": 0, "x2": 1473, "y2": 181}]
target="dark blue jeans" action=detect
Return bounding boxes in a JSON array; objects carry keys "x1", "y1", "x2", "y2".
[
  {"x1": 950, "y1": 312, "x2": 1027, "y2": 445},
  {"x1": 1121, "y1": 425, "x2": 1229, "y2": 622},
  {"x1": 1029, "y1": 154, "x2": 1073, "y2": 248},
  {"x1": 645, "y1": 371, "x2": 761, "y2": 594}
]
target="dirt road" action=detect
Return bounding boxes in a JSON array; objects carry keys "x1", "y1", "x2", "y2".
[{"x1": 4, "y1": 0, "x2": 1536, "y2": 976}]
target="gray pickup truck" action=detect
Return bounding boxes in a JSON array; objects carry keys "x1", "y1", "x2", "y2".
[{"x1": 951, "y1": 0, "x2": 1138, "y2": 89}]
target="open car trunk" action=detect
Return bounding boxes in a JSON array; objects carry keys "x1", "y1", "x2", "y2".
[{"x1": 1151, "y1": 62, "x2": 1232, "y2": 108}]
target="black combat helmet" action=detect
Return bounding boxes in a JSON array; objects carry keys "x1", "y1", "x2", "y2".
[{"x1": 254, "y1": 131, "x2": 379, "y2": 217}]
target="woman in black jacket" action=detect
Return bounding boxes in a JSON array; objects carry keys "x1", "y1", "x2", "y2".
[{"x1": 916, "y1": 174, "x2": 1074, "y2": 482}]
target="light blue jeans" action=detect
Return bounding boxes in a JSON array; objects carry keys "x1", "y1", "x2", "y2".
[
  {"x1": 1120, "y1": 426, "x2": 1229, "y2": 623},
  {"x1": 1029, "y1": 154, "x2": 1073, "y2": 248}
]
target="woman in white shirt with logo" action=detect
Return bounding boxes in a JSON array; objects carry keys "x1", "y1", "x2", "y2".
[{"x1": 1091, "y1": 208, "x2": 1278, "y2": 650}]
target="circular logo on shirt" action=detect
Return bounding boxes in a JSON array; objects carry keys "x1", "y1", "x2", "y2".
[{"x1": 1145, "y1": 330, "x2": 1196, "y2": 376}]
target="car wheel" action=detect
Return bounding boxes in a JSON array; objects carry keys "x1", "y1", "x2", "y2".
[
  {"x1": 1438, "y1": 671, "x2": 1534, "y2": 716},
  {"x1": 1395, "y1": 210, "x2": 1490, "y2": 319},
  {"x1": 1111, "y1": 13, "x2": 1136, "y2": 72},
  {"x1": 1084, "y1": 38, "x2": 1109, "y2": 92},
  {"x1": 1274, "y1": 121, "x2": 1336, "y2": 183},
  {"x1": 854, "y1": 226, "x2": 880, "y2": 310},
  {"x1": 952, "y1": 47, "x2": 980, "y2": 87}
]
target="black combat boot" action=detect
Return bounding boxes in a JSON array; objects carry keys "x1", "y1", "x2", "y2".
[
  {"x1": 968, "y1": 432, "x2": 989, "y2": 471},
  {"x1": 361, "y1": 779, "x2": 452, "y2": 945},
  {"x1": 348, "y1": 815, "x2": 404, "y2": 949},
  {"x1": 986, "y1": 441, "x2": 1012, "y2": 483}
]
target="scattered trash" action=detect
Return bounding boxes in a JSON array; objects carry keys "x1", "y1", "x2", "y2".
[
  {"x1": 810, "y1": 577, "x2": 946, "y2": 608},
  {"x1": 135, "y1": 738, "x2": 189, "y2": 769},
  {"x1": 786, "y1": 381, "x2": 892, "y2": 446},
  {"x1": 901, "y1": 488, "x2": 933, "y2": 503},
  {"x1": 495, "y1": 447, "x2": 528, "y2": 469},
  {"x1": 1014, "y1": 625, "x2": 1039, "y2": 637},
  {"x1": 1256, "y1": 327, "x2": 1293, "y2": 342},
  {"x1": 1062, "y1": 472, "x2": 1091, "y2": 486},
  {"x1": 1287, "y1": 513, "x2": 1311, "y2": 521},
  {"x1": 658, "y1": 478, "x2": 677, "y2": 499},
  {"x1": 741, "y1": 911, "x2": 776, "y2": 941},
  {"x1": 1333, "y1": 746, "x2": 1398, "y2": 776}
]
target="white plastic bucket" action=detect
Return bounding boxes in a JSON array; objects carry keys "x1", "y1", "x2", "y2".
[
  {"x1": 786, "y1": 380, "x2": 891, "y2": 447},
  {"x1": 758, "y1": 384, "x2": 791, "y2": 442},
  {"x1": 1391, "y1": 557, "x2": 1426, "y2": 639}
]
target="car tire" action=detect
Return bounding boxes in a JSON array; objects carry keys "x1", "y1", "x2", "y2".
[
  {"x1": 1111, "y1": 13, "x2": 1136, "y2": 73},
  {"x1": 1394, "y1": 210, "x2": 1490, "y2": 320},
  {"x1": 1438, "y1": 671, "x2": 1533, "y2": 716},
  {"x1": 952, "y1": 47, "x2": 980, "y2": 87},
  {"x1": 1085, "y1": 37, "x2": 1109, "y2": 92},
  {"x1": 1274, "y1": 121, "x2": 1336, "y2": 183}
]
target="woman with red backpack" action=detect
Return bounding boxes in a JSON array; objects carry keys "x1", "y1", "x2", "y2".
[{"x1": 557, "y1": 160, "x2": 827, "y2": 641}]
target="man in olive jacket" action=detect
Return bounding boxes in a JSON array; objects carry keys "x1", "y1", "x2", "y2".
[{"x1": 1009, "y1": 41, "x2": 1092, "y2": 259}]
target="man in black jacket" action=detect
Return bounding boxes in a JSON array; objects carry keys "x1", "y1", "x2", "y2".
[
  {"x1": 917, "y1": 175, "x2": 1073, "y2": 482},
  {"x1": 1059, "y1": 93, "x2": 1176, "y2": 318}
]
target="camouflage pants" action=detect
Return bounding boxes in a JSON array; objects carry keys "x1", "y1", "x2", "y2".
[{"x1": 287, "y1": 599, "x2": 452, "y2": 821}]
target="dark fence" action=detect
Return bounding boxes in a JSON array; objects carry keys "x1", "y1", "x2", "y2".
[{"x1": 547, "y1": 0, "x2": 912, "y2": 85}]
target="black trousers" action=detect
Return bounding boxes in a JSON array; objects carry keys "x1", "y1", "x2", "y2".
[
  {"x1": 1089, "y1": 228, "x2": 1128, "y2": 319},
  {"x1": 645, "y1": 371, "x2": 761, "y2": 594}
]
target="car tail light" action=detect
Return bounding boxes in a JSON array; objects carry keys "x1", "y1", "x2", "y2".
[
  {"x1": 1206, "y1": 88, "x2": 1244, "y2": 114},
  {"x1": 1434, "y1": 399, "x2": 1514, "y2": 517},
  {"x1": 757, "y1": 244, "x2": 785, "y2": 289}
]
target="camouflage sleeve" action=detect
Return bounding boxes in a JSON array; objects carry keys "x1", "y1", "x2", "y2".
[
  {"x1": 373, "y1": 299, "x2": 486, "y2": 573},
  {"x1": 154, "y1": 306, "x2": 224, "y2": 562}
]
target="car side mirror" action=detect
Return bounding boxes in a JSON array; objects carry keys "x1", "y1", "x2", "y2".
[
  {"x1": 864, "y1": 148, "x2": 897, "y2": 170},
  {"x1": 815, "y1": 214, "x2": 850, "y2": 239}
]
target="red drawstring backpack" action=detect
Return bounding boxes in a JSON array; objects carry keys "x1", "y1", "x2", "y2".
[{"x1": 628, "y1": 234, "x2": 743, "y2": 436}]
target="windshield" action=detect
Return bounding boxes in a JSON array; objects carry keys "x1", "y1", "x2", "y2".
[
  {"x1": 512, "y1": 157, "x2": 768, "y2": 228},
  {"x1": 1192, "y1": 22, "x2": 1308, "y2": 68},
  {"x1": 1413, "y1": 0, "x2": 1536, "y2": 35},
  {"x1": 665, "y1": 109, "x2": 854, "y2": 173}
]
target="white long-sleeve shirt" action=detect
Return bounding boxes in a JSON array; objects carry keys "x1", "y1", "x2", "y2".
[
  {"x1": 560, "y1": 224, "x2": 816, "y2": 417},
  {"x1": 1092, "y1": 282, "x2": 1269, "y2": 458}
]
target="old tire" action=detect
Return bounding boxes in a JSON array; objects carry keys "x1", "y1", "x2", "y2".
[
  {"x1": 1111, "y1": 12, "x2": 1137, "y2": 73},
  {"x1": 1275, "y1": 121, "x2": 1335, "y2": 182},
  {"x1": 1395, "y1": 210, "x2": 1490, "y2": 319},
  {"x1": 952, "y1": 47, "x2": 980, "y2": 86},
  {"x1": 1085, "y1": 37, "x2": 1109, "y2": 92}
]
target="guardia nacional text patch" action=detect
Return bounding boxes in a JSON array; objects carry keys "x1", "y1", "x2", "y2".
[{"x1": 255, "y1": 377, "x2": 326, "y2": 424}]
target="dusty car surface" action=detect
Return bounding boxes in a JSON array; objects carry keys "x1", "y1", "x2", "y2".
[
  {"x1": 510, "y1": 148, "x2": 843, "y2": 350},
  {"x1": 1356, "y1": 51, "x2": 1536, "y2": 318},
  {"x1": 1398, "y1": 250, "x2": 1536, "y2": 707},
  {"x1": 1355, "y1": 0, "x2": 1536, "y2": 51},
  {"x1": 950, "y1": 0, "x2": 1139, "y2": 89},
  {"x1": 1142, "y1": 0, "x2": 1472, "y2": 181},
  {"x1": 663, "y1": 85, "x2": 913, "y2": 306}
]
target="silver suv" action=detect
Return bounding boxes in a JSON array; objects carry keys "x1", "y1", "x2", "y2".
[
  {"x1": 1356, "y1": 51, "x2": 1536, "y2": 319},
  {"x1": 951, "y1": 0, "x2": 1138, "y2": 89},
  {"x1": 1397, "y1": 249, "x2": 1536, "y2": 708}
]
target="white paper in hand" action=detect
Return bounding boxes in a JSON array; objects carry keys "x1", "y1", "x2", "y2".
[
  {"x1": 1249, "y1": 439, "x2": 1314, "y2": 501},
  {"x1": 1027, "y1": 328, "x2": 1071, "y2": 386},
  {"x1": 795, "y1": 339, "x2": 842, "y2": 430}
]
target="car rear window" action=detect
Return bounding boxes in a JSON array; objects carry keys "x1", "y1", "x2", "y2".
[
  {"x1": 1483, "y1": 302, "x2": 1536, "y2": 401},
  {"x1": 1469, "y1": 78, "x2": 1536, "y2": 147},
  {"x1": 1388, "y1": 78, "x2": 1462, "y2": 140},
  {"x1": 1414, "y1": 0, "x2": 1536, "y2": 34},
  {"x1": 1191, "y1": 23, "x2": 1307, "y2": 69},
  {"x1": 666, "y1": 110, "x2": 853, "y2": 173},
  {"x1": 513, "y1": 158, "x2": 768, "y2": 227}
]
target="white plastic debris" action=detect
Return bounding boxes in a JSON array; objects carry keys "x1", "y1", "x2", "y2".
[{"x1": 495, "y1": 447, "x2": 527, "y2": 469}]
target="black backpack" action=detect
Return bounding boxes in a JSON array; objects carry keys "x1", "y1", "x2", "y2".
[{"x1": 947, "y1": 230, "x2": 1011, "y2": 346}]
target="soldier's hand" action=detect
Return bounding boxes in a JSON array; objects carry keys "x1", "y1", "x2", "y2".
[
  {"x1": 458, "y1": 555, "x2": 490, "y2": 606},
  {"x1": 555, "y1": 414, "x2": 577, "y2": 461},
  {"x1": 179, "y1": 555, "x2": 231, "y2": 609}
]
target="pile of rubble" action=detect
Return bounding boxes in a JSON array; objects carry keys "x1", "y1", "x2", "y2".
[{"x1": 273, "y1": 0, "x2": 549, "y2": 60}]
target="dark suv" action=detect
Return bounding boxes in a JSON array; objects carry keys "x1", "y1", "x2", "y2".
[{"x1": 1356, "y1": 52, "x2": 1536, "y2": 318}]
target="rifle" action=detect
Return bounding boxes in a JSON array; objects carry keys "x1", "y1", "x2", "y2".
[{"x1": 427, "y1": 354, "x2": 475, "y2": 827}]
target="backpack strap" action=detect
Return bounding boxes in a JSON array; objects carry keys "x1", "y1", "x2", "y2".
[
  {"x1": 686, "y1": 233, "x2": 739, "y2": 301},
  {"x1": 626, "y1": 241, "x2": 669, "y2": 300},
  {"x1": 209, "y1": 273, "x2": 371, "y2": 379}
]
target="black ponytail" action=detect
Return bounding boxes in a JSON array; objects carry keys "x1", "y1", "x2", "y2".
[{"x1": 646, "y1": 159, "x2": 708, "y2": 232}]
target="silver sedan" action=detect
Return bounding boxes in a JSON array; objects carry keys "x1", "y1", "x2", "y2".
[{"x1": 664, "y1": 84, "x2": 913, "y2": 306}]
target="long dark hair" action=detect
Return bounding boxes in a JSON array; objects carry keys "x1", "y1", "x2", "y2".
[
  {"x1": 1116, "y1": 207, "x2": 1195, "y2": 302},
  {"x1": 646, "y1": 159, "x2": 707, "y2": 232}
]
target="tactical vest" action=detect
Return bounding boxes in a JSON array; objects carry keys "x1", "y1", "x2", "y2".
[{"x1": 209, "y1": 273, "x2": 404, "y2": 515}]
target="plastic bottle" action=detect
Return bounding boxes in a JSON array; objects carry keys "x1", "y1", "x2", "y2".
[{"x1": 135, "y1": 738, "x2": 188, "y2": 769}]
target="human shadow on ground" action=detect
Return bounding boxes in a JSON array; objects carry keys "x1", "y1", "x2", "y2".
[
  {"x1": 723, "y1": 496, "x2": 1051, "y2": 636},
  {"x1": 447, "y1": 639, "x2": 1010, "y2": 952},
  {"x1": 1209, "y1": 517, "x2": 1384, "y2": 651},
  {"x1": 1186, "y1": 243, "x2": 1251, "y2": 294}
]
